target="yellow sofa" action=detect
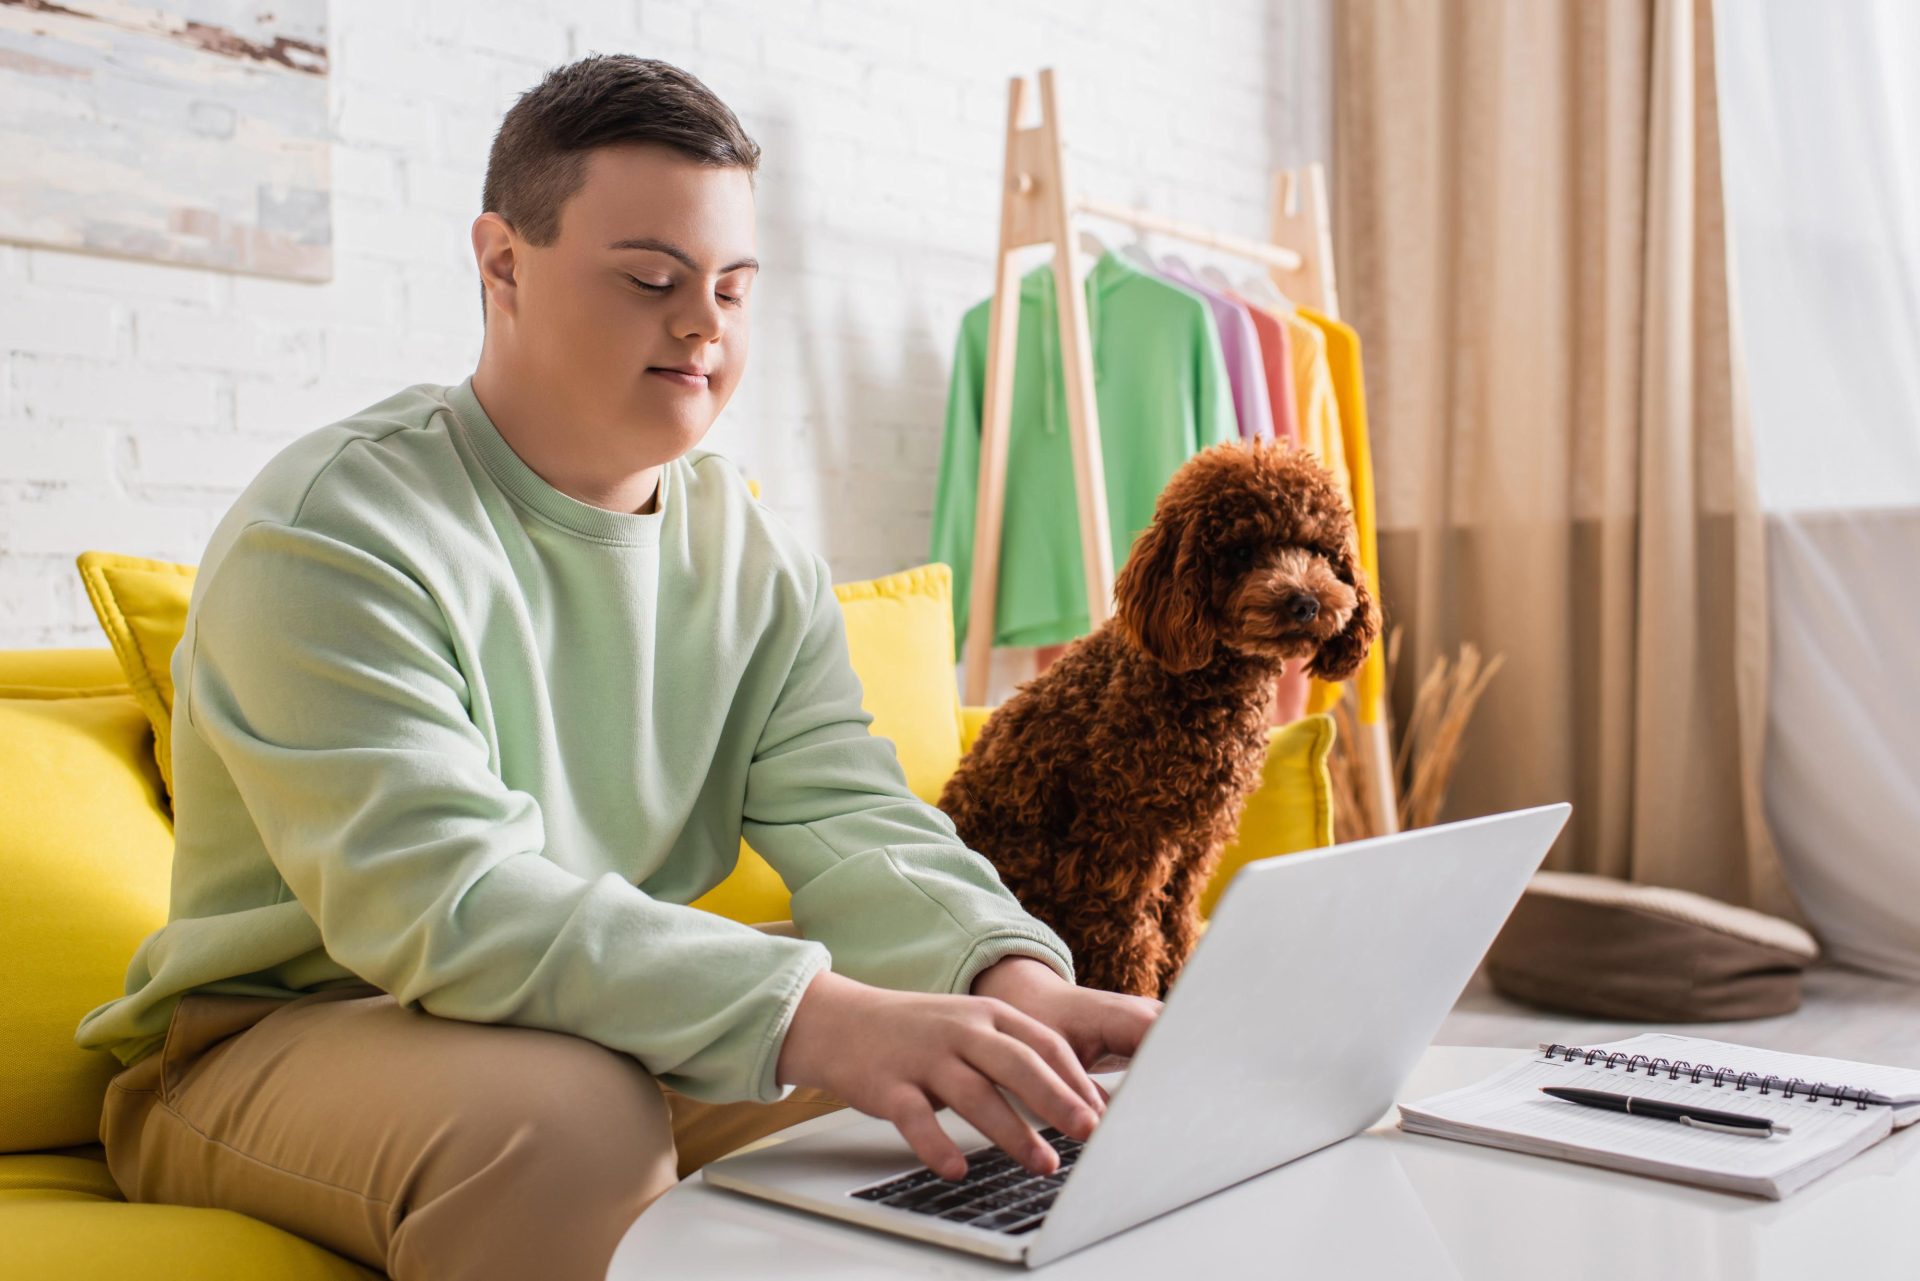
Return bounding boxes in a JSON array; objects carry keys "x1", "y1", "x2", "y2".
[{"x1": 0, "y1": 559, "x2": 1335, "y2": 1280}]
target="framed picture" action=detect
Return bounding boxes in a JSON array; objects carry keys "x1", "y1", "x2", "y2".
[{"x1": 0, "y1": 0, "x2": 332, "y2": 281}]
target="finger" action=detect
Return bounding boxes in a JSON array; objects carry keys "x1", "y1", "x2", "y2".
[
  {"x1": 888, "y1": 1092, "x2": 970, "y2": 1181},
  {"x1": 985, "y1": 1002, "x2": 1107, "y2": 1122},
  {"x1": 941, "y1": 1065, "x2": 1059, "y2": 1177},
  {"x1": 963, "y1": 1018, "x2": 1101, "y2": 1142}
]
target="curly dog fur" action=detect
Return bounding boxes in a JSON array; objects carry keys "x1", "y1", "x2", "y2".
[{"x1": 938, "y1": 439, "x2": 1380, "y2": 999}]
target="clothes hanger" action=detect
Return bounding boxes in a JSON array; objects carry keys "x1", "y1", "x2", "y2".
[
  {"x1": 1139, "y1": 247, "x2": 1298, "y2": 310},
  {"x1": 1075, "y1": 229, "x2": 1109, "y2": 287},
  {"x1": 1240, "y1": 270, "x2": 1294, "y2": 312},
  {"x1": 1197, "y1": 262, "x2": 1237, "y2": 292},
  {"x1": 1119, "y1": 236, "x2": 1161, "y2": 274},
  {"x1": 1159, "y1": 251, "x2": 1196, "y2": 279}
]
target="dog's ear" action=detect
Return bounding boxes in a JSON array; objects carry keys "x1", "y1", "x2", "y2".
[
  {"x1": 1114, "y1": 514, "x2": 1216, "y2": 673},
  {"x1": 1307, "y1": 541, "x2": 1380, "y2": 683}
]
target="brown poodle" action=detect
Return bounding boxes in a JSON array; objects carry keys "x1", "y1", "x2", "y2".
[{"x1": 938, "y1": 439, "x2": 1379, "y2": 999}]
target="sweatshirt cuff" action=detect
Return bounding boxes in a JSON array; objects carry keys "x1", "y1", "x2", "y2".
[
  {"x1": 951, "y1": 929, "x2": 1077, "y2": 995},
  {"x1": 749, "y1": 944, "x2": 835, "y2": 1104}
]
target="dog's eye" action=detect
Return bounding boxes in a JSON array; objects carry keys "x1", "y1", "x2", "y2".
[{"x1": 1231, "y1": 544, "x2": 1256, "y2": 565}]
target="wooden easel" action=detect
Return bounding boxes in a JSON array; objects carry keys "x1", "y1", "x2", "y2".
[{"x1": 962, "y1": 67, "x2": 1399, "y2": 838}]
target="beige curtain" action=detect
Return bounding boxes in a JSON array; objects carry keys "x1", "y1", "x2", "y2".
[{"x1": 1332, "y1": 0, "x2": 1803, "y2": 922}]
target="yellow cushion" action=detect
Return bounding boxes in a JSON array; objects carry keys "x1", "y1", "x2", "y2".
[
  {"x1": 0, "y1": 694, "x2": 173, "y2": 1153},
  {"x1": 956, "y1": 707, "x2": 1337, "y2": 921},
  {"x1": 827, "y1": 563, "x2": 965, "y2": 803},
  {"x1": 74, "y1": 551, "x2": 196, "y2": 804},
  {"x1": 689, "y1": 562, "x2": 967, "y2": 926},
  {"x1": 1196, "y1": 713, "x2": 1337, "y2": 918},
  {"x1": 0, "y1": 1152, "x2": 120, "y2": 1198},
  {"x1": 0, "y1": 648, "x2": 129, "y2": 699},
  {"x1": 0, "y1": 1153, "x2": 379, "y2": 1279}
]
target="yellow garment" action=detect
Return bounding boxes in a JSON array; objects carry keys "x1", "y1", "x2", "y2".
[
  {"x1": 1298, "y1": 308, "x2": 1386, "y2": 724},
  {"x1": 1273, "y1": 311, "x2": 1352, "y2": 717},
  {"x1": 1281, "y1": 311, "x2": 1351, "y2": 500}
]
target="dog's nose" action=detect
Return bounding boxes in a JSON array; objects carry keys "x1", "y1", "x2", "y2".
[{"x1": 1286, "y1": 593, "x2": 1320, "y2": 624}]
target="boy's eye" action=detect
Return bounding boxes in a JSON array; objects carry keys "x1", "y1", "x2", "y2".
[{"x1": 627, "y1": 276, "x2": 745, "y2": 305}]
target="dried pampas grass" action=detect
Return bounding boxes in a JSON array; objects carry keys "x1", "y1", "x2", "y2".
[{"x1": 1328, "y1": 626, "x2": 1505, "y2": 842}]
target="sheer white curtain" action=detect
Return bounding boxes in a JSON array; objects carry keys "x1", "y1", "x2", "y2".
[{"x1": 1718, "y1": 0, "x2": 1920, "y2": 976}]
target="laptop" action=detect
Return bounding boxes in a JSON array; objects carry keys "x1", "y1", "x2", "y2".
[{"x1": 701, "y1": 802, "x2": 1572, "y2": 1268}]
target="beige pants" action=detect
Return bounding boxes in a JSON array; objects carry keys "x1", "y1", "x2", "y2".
[{"x1": 98, "y1": 920, "x2": 849, "y2": 1281}]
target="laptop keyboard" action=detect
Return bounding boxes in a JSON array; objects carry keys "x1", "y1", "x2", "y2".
[{"x1": 848, "y1": 1125, "x2": 1083, "y2": 1235}]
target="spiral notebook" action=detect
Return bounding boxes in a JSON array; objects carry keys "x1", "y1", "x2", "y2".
[{"x1": 1398, "y1": 1033, "x2": 1920, "y2": 1199}]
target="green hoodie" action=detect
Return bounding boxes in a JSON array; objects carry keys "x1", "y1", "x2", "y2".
[{"x1": 930, "y1": 250, "x2": 1238, "y2": 651}]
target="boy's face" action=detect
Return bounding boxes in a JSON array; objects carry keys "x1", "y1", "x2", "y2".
[{"x1": 478, "y1": 143, "x2": 757, "y2": 462}]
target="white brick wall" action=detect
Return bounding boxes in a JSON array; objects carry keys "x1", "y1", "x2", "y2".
[{"x1": 0, "y1": 0, "x2": 1330, "y2": 675}]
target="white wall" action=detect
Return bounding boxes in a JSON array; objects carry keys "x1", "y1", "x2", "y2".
[{"x1": 0, "y1": 0, "x2": 1329, "y2": 651}]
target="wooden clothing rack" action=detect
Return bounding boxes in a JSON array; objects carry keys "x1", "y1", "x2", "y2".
[{"x1": 962, "y1": 67, "x2": 1400, "y2": 838}]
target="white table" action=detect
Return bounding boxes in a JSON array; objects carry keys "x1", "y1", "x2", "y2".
[{"x1": 609, "y1": 1046, "x2": 1920, "y2": 1278}]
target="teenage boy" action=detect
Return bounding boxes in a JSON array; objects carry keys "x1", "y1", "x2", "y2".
[{"x1": 77, "y1": 53, "x2": 1160, "y2": 1281}]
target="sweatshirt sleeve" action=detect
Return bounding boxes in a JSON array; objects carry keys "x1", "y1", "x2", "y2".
[
  {"x1": 185, "y1": 519, "x2": 834, "y2": 1105},
  {"x1": 740, "y1": 552, "x2": 1077, "y2": 996}
]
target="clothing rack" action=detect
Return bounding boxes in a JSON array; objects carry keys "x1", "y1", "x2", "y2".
[{"x1": 961, "y1": 67, "x2": 1400, "y2": 838}]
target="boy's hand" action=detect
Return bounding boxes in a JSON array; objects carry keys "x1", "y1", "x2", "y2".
[
  {"x1": 970, "y1": 955, "x2": 1164, "y2": 1089},
  {"x1": 774, "y1": 965, "x2": 1152, "y2": 1183}
]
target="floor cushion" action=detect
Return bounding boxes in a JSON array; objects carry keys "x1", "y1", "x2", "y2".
[{"x1": 1485, "y1": 870, "x2": 1821, "y2": 1021}]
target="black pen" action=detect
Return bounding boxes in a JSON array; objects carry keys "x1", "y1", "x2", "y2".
[{"x1": 1540, "y1": 1086, "x2": 1792, "y2": 1138}]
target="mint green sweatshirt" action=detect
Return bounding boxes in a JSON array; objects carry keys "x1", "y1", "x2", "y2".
[{"x1": 73, "y1": 376, "x2": 1076, "y2": 1104}]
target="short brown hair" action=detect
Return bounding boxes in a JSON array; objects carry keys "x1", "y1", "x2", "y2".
[{"x1": 477, "y1": 54, "x2": 761, "y2": 322}]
